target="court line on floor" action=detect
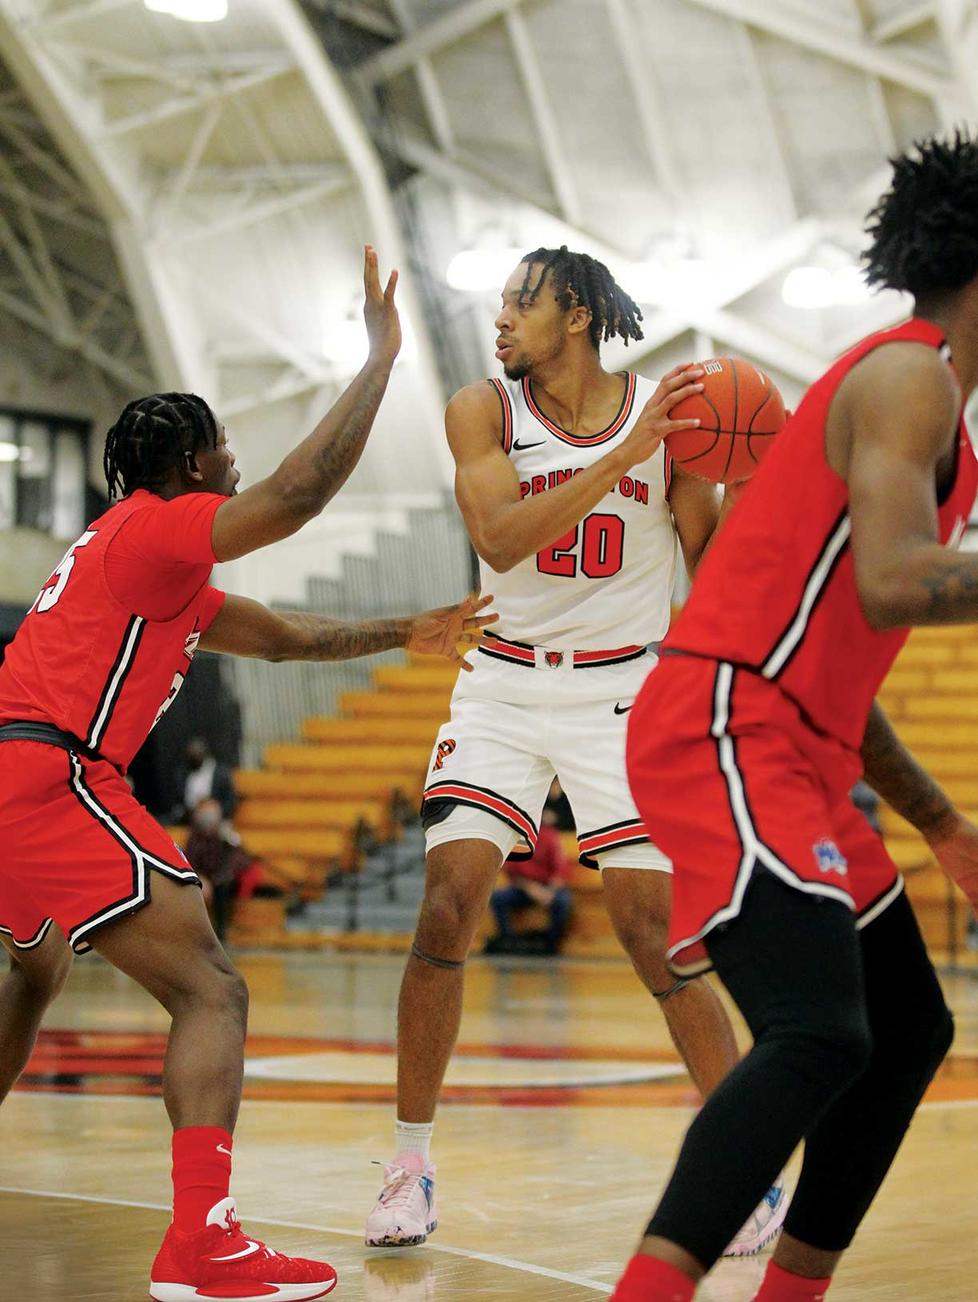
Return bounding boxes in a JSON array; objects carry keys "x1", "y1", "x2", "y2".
[
  {"x1": 0, "y1": 1186, "x2": 612, "y2": 1294},
  {"x1": 13, "y1": 1088, "x2": 978, "y2": 1112}
]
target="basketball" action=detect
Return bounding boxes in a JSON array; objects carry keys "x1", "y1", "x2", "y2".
[{"x1": 664, "y1": 357, "x2": 787, "y2": 484}]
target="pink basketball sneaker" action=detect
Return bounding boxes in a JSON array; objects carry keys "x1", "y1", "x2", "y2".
[
  {"x1": 365, "y1": 1153, "x2": 438, "y2": 1248},
  {"x1": 149, "y1": 1196, "x2": 337, "y2": 1301},
  {"x1": 723, "y1": 1178, "x2": 789, "y2": 1257}
]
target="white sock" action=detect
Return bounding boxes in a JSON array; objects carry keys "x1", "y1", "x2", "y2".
[{"x1": 395, "y1": 1119, "x2": 433, "y2": 1162}]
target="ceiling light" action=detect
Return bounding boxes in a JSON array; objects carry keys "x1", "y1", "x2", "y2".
[
  {"x1": 446, "y1": 248, "x2": 526, "y2": 293},
  {"x1": 0, "y1": 442, "x2": 18, "y2": 462},
  {"x1": 144, "y1": 0, "x2": 228, "y2": 23}
]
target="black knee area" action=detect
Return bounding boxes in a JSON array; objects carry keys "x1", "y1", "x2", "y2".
[
  {"x1": 860, "y1": 893, "x2": 955, "y2": 1087},
  {"x1": 931, "y1": 1003, "x2": 955, "y2": 1068},
  {"x1": 710, "y1": 871, "x2": 872, "y2": 1097},
  {"x1": 890, "y1": 996, "x2": 954, "y2": 1085},
  {"x1": 770, "y1": 1005, "x2": 872, "y2": 1099}
]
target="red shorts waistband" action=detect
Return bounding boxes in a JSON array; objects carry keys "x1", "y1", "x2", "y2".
[{"x1": 478, "y1": 635, "x2": 648, "y2": 669}]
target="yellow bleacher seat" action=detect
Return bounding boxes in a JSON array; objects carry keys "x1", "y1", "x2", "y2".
[
  {"x1": 900, "y1": 695, "x2": 978, "y2": 720},
  {"x1": 234, "y1": 771, "x2": 422, "y2": 801},
  {"x1": 340, "y1": 692, "x2": 449, "y2": 719},
  {"x1": 883, "y1": 628, "x2": 978, "y2": 954},
  {"x1": 301, "y1": 717, "x2": 440, "y2": 746},
  {"x1": 235, "y1": 799, "x2": 387, "y2": 831},
  {"x1": 877, "y1": 668, "x2": 932, "y2": 695},
  {"x1": 241, "y1": 827, "x2": 353, "y2": 865},
  {"x1": 264, "y1": 743, "x2": 432, "y2": 773},
  {"x1": 892, "y1": 642, "x2": 958, "y2": 666},
  {"x1": 373, "y1": 666, "x2": 459, "y2": 693},
  {"x1": 891, "y1": 720, "x2": 977, "y2": 748}
]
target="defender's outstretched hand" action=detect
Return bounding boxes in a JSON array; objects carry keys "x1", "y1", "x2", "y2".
[
  {"x1": 927, "y1": 812, "x2": 978, "y2": 918},
  {"x1": 364, "y1": 245, "x2": 401, "y2": 365},
  {"x1": 407, "y1": 593, "x2": 498, "y2": 670}
]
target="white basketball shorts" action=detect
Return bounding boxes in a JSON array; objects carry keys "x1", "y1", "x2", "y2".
[{"x1": 421, "y1": 640, "x2": 672, "y2": 872}]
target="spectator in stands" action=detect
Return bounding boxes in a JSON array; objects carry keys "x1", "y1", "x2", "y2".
[
  {"x1": 545, "y1": 776, "x2": 575, "y2": 833},
  {"x1": 486, "y1": 802, "x2": 573, "y2": 956},
  {"x1": 179, "y1": 736, "x2": 236, "y2": 824},
  {"x1": 183, "y1": 799, "x2": 260, "y2": 943}
]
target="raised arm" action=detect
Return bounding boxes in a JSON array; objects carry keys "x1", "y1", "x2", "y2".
[
  {"x1": 450, "y1": 366, "x2": 705, "y2": 573},
  {"x1": 861, "y1": 699, "x2": 978, "y2": 913},
  {"x1": 838, "y1": 342, "x2": 978, "y2": 629},
  {"x1": 199, "y1": 592, "x2": 496, "y2": 671},
  {"x1": 209, "y1": 247, "x2": 401, "y2": 562}
]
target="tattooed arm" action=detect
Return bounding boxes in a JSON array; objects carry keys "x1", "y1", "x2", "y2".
[
  {"x1": 835, "y1": 341, "x2": 978, "y2": 630},
  {"x1": 201, "y1": 593, "x2": 497, "y2": 670},
  {"x1": 862, "y1": 700, "x2": 978, "y2": 911},
  {"x1": 210, "y1": 247, "x2": 401, "y2": 562},
  {"x1": 861, "y1": 701, "x2": 957, "y2": 840}
]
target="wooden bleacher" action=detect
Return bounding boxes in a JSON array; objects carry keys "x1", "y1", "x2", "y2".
[
  {"x1": 187, "y1": 629, "x2": 977, "y2": 958},
  {"x1": 205, "y1": 653, "x2": 454, "y2": 939},
  {"x1": 877, "y1": 625, "x2": 978, "y2": 956}
]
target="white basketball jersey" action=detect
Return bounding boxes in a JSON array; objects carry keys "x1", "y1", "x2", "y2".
[{"x1": 481, "y1": 372, "x2": 677, "y2": 650}]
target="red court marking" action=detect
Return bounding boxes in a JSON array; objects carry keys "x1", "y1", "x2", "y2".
[{"x1": 18, "y1": 1029, "x2": 978, "y2": 1108}]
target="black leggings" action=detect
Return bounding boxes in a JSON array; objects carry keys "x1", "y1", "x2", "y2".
[{"x1": 647, "y1": 870, "x2": 953, "y2": 1269}]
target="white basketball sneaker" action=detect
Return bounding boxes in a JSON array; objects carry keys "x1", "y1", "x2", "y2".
[
  {"x1": 723, "y1": 1177, "x2": 789, "y2": 1257},
  {"x1": 365, "y1": 1153, "x2": 437, "y2": 1248}
]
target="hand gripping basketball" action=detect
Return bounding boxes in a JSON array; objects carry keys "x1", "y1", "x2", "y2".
[
  {"x1": 617, "y1": 365, "x2": 705, "y2": 471},
  {"x1": 664, "y1": 357, "x2": 787, "y2": 484}
]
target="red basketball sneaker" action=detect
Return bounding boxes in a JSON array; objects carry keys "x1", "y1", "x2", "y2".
[{"x1": 149, "y1": 1197, "x2": 337, "y2": 1301}]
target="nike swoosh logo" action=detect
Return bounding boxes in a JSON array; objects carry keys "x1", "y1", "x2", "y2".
[
  {"x1": 614, "y1": 702, "x2": 633, "y2": 714},
  {"x1": 209, "y1": 1240, "x2": 262, "y2": 1263},
  {"x1": 513, "y1": 439, "x2": 546, "y2": 450},
  {"x1": 216, "y1": 1144, "x2": 232, "y2": 1155}
]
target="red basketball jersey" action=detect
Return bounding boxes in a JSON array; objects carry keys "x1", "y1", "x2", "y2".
[
  {"x1": 0, "y1": 490, "x2": 227, "y2": 771},
  {"x1": 666, "y1": 318, "x2": 978, "y2": 750}
]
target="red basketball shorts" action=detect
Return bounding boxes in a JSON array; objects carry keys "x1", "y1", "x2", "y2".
[
  {"x1": 626, "y1": 655, "x2": 902, "y2": 977},
  {"x1": 0, "y1": 740, "x2": 199, "y2": 955}
]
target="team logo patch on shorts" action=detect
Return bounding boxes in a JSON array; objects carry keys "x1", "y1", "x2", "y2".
[
  {"x1": 812, "y1": 839, "x2": 848, "y2": 876},
  {"x1": 544, "y1": 651, "x2": 564, "y2": 668},
  {"x1": 433, "y1": 739, "x2": 457, "y2": 771}
]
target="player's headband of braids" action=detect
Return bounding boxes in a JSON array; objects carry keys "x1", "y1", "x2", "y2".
[
  {"x1": 864, "y1": 127, "x2": 978, "y2": 299},
  {"x1": 518, "y1": 246, "x2": 644, "y2": 349},
  {"x1": 103, "y1": 392, "x2": 218, "y2": 500}
]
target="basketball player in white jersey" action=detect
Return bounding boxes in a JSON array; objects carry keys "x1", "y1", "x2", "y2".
[{"x1": 365, "y1": 247, "x2": 785, "y2": 1254}]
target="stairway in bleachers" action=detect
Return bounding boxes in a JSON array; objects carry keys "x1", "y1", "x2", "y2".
[
  {"x1": 230, "y1": 502, "x2": 473, "y2": 769},
  {"x1": 228, "y1": 651, "x2": 454, "y2": 926},
  {"x1": 231, "y1": 647, "x2": 626, "y2": 955},
  {"x1": 877, "y1": 624, "x2": 978, "y2": 955}
]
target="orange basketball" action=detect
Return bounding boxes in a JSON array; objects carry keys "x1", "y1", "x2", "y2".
[{"x1": 664, "y1": 357, "x2": 786, "y2": 484}]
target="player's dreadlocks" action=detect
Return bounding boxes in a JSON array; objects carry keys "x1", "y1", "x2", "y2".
[
  {"x1": 518, "y1": 246, "x2": 644, "y2": 349},
  {"x1": 864, "y1": 128, "x2": 978, "y2": 301},
  {"x1": 103, "y1": 392, "x2": 217, "y2": 500}
]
